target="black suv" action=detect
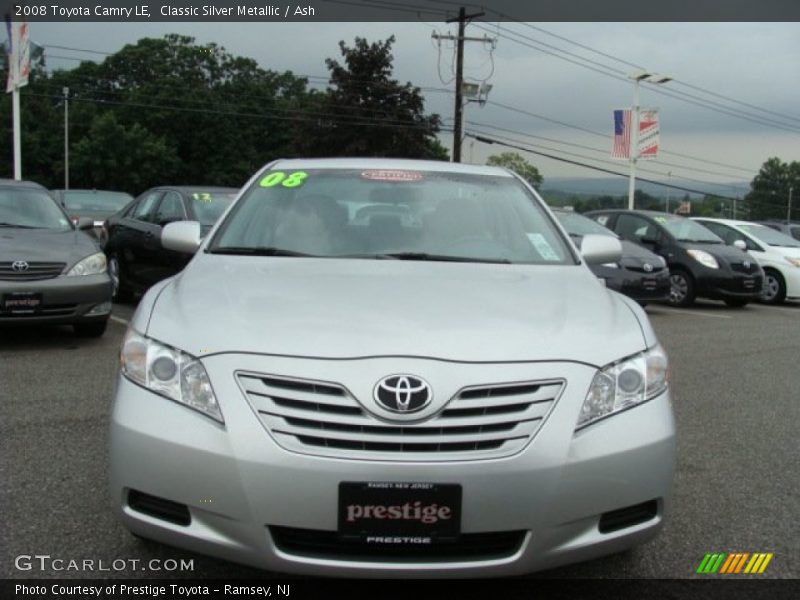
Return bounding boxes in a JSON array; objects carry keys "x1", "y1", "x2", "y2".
[{"x1": 584, "y1": 209, "x2": 764, "y2": 307}]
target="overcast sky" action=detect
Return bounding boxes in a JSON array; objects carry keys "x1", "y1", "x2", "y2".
[{"x1": 33, "y1": 21, "x2": 800, "y2": 196}]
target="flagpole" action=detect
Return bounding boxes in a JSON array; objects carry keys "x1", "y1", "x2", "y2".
[
  {"x1": 627, "y1": 79, "x2": 640, "y2": 210},
  {"x1": 12, "y1": 86, "x2": 21, "y2": 179}
]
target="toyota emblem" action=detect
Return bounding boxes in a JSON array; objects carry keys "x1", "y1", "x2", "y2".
[
  {"x1": 642, "y1": 263, "x2": 653, "y2": 273},
  {"x1": 11, "y1": 260, "x2": 29, "y2": 272},
  {"x1": 743, "y1": 260, "x2": 751, "y2": 270},
  {"x1": 373, "y1": 375, "x2": 432, "y2": 413}
]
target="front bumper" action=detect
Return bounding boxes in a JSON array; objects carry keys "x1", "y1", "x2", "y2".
[
  {"x1": 109, "y1": 355, "x2": 676, "y2": 577},
  {"x1": 695, "y1": 270, "x2": 764, "y2": 301},
  {"x1": 0, "y1": 273, "x2": 112, "y2": 325},
  {"x1": 604, "y1": 268, "x2": 670, "y2": 303}
]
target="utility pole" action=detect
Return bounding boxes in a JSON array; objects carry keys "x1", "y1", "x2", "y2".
[
  {"x1": 788, "y1": 186, "x2": 794, "y2": 222},
  {"x1": 63, "y1": 87, "x2": 69, "y2": 190},
  {"x1": 433, "y1": 7, "x2": 485, "y2": 163}
]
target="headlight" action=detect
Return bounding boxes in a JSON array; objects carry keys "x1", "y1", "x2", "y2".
[
  {"x1": 120, "y1": 328, "x2": 223, "y2": 423},
  {"x1": 687, "y1": 249, "x2": 719, "y2": 269},
  {"x1": 601, "y1": 262, "x2": 619, "y2": 268},
  {"x1": 577, "y1": 344, "x2": 669, "y2": 430},
  {"x1": 66, "y1": 252, "x2": 107, "y2": 276},
  {"x1": 784, "y1": 256, "x2": 800, "y2": 267}
]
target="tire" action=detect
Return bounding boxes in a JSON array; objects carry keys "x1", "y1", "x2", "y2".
[
  {"x1": 74, "y1": 320, "x2": 108, "y2": 338},
  {"x1": 761, "y1": 269, "x2": 786, "y2": 305},
  {"x1": 668, "y1": 269, "x2": 695, "y2": 307},
  {"x1": 724, "y1": 299, "x2": 749, "y2": 308},
  {"x1": 108, "y1": 253, "x2": 133, "y2": 302}
]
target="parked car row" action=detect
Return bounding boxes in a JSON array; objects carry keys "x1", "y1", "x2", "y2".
[{"x1": 0, "y1": 180, "x2": 238, "y2": 337}]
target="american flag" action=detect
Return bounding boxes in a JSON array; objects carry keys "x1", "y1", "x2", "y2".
[{"x1": 612, "y1": 109, "x2": 631, "y2": 159}]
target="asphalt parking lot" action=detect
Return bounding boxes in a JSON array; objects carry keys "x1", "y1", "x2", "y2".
[{"x1": 1, "y1": 299, "x2": 798, "y2": 579}]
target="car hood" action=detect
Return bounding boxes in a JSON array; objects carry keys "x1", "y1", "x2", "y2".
[
  {"x1": 0, "y1": 228, "x2": 100, "y2": 266},
  {"x1": 146, "y1": 256, "x2": 648, "y2": 366}
]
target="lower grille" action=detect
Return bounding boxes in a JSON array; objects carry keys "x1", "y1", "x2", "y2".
[
  {"x1": 0, "y1": 262, "x2": 65, "y2": 280},
  {"x1": 598, "y1": 500, "x2": 658, "y2": 533},
  {"x1": 0, "y1": 303, "x2": 77, "y2": 318},
  {"x1": 270, "y1": 526, "x2": 526, "y2": 562},
  {"x1": 238, "y1": 373, "x2": 563, "y2": 461},
  {"x1": 128, "y1": 490, "x2": 191, "y2": 526}
]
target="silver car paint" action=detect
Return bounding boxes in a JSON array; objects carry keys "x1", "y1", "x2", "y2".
[{"x1": 110, "y1": 159, "x2": 675, "y2": 576}]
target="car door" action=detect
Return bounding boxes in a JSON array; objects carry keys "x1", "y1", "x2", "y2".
[
  {"x1": 122, "y1": 190, "x2": 164, "y2": 287},
  {"x1": 612, "y1": 213, "x2": 672, "y2": 263},
  {"x1": 145, "y1": 190, "x2": 192, "y2": 285}
]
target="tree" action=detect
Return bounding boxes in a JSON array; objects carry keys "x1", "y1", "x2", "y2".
[
  {"x1": 70, "y1": 112, "x2": 179, "y2": 192},
  {"x1": 486, "y1": 152, "x2": 543, "y2": 190},
  {"x1": 292, "y1": 36, "x2": 447, "y2": 159},
  {"x1": 745, "y1": 157, "x2": 800, "y2": 220}
]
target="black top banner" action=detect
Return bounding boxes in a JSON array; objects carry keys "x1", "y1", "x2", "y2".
[{"x1": 1, "y1": 0, "x2": 800, "y2": 22}]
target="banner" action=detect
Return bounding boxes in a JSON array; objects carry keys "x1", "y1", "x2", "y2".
[
  {"x1": 6, "y1": 19, "x2": 31, "y2": 92},
  {"x1": 612, "y1": 107, "x2": 660, "y2": 160}
]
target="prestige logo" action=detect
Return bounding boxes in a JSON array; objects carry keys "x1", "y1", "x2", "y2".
[{"x1": 345, "y1": 501, "x2": 453, "y2": 525}]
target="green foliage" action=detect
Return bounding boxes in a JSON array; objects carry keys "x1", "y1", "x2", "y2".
[
  {"x1": 486, "y1": 152, "x2": 543, "y2": 190},
  {"x1": 744, "y1": 157, "x2": 800, "y2": 220},
  {"x1": 292, "y1": 36, "x2": 446, "y2": 159}
]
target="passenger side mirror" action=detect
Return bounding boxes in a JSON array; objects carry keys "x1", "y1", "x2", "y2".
[
  {"x1": 581, "y1": 234, "x2": 622, "y2": 265},
  {"x1": 733, "y1": 239, "x2": 747, "y2": 251},
  {"x1": 162, "y1": 221, "x2": 202, "y2": 254}
]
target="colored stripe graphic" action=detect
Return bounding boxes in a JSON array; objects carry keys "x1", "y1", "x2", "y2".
[{"x1": 699, "y1": 552, "x2": 773, "y2": 574}]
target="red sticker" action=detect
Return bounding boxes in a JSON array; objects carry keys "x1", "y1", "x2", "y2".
[{"x1": 360, "y1": 170, "x2": 424, "y2": 183}]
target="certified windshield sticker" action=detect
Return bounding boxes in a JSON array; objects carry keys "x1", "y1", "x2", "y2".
[
  {"x1": 191, "y1": 192, "x2": 213, "y2": 202},
  {"x1": 527, "y1": 233, "x2": 560, "y2": 261},
  {"x1": 654, "y1": 216, "x2": 668, "y2": 224},
  {"x1": 361, "y1": 170, "x2": 423, "y2": 183},
  {"x1": 259, "y1": 171, "x2": 308, "y2": 188}
]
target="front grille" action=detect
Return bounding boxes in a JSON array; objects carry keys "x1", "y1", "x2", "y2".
[
  {"x1": 269, "y1": 526, "x2": 526, "y2": 562},
  {"x1": 238, "y1": 373, "x2": 563, "y2": 461},
  {"x1": 730, "y1": 262, "x2": 758, "y2": 274},
  {"x1": 0, "y1": 262, "x2": 65, "y2": 280},
  {"x1": 0, "y1": 303, "x2": 77, "y2": 318}
]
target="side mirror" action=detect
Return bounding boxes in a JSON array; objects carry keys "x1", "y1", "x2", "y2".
[
  {"x1": 77, "y1": 217, "x2": 94, "y2": 230},
  {"x1": 581, "y1": 234, "x2": 622, "y2": 265},
  {"x1": 162, "y1": 220, "x2": 202, "y2": 254},
  {"x1": 733, "y1": 239, "x2": 747, "y2": 251}
]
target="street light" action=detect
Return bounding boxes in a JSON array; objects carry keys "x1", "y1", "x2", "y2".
[
  {"x1": 628, "y1": 70, "x2": 672, "y2": 210},
  {"x1": 461, "y1": 82, "x2": 493, "y2": 163}
]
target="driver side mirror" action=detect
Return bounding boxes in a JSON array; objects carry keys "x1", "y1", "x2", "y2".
[
  {"x1": 581, "y1": 234, "x2": 622, "y2": 265},
  {"x1": 162, "y1": 221, "x2": 202, "y2": 254}
]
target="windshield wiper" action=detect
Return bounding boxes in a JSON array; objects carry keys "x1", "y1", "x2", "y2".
[
  {"x1": 207, "y1": 246, "x2": 317, "y2": 257},
  {"x1": 0, "y1": 222, "x2": 39, "y2": 229},
  {"x1": 382, "y1": 252, "x2": 512, "y2": 264},
  {"x1": 680, "y1": 239, "x2": 721, "y2": 244}
]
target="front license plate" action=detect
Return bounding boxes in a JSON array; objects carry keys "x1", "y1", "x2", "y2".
[
  {"x1": 2, "y1": 292, "x2": 42, "y2": 314},
  {"x1": 642, "y1": 278, "x2": 657, "y2": 290},
  {"x1": 339, "y1": 482, "x2": 462, "y2": 543}
]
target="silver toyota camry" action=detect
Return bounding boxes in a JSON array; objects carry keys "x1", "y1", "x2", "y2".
[{"x1": 109, "y1": 159, "x2": 675, "y2": 577}]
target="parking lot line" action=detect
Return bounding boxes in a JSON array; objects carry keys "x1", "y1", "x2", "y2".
[
  {"x1": 650, "y1": 307, "x2": 733, "y2": 319},
  {"x1": 109, "y1": 315, "x2": 130, "y2": 326}
]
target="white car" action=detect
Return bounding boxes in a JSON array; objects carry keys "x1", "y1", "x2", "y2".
[{"x1": 692, "y1": 217, "x2": 800, "y2": 304}]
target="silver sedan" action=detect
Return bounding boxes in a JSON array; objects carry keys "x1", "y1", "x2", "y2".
[{"x1": 109, "y1": 159, "x2": 675, "y2": 577}]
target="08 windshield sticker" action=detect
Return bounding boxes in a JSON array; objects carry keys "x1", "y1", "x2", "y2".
[
  {"x1": 361, "y1": 170, "x2": 423, "y2": 183},
  {"x1": 527, "y1": 233, "x2": 561, "y2": 261},
  {"x1": 192, "y1": 192, "x2": 213, "y2": 202},
  {"x1": 259, "y1": 171, "x2": 308, "y2": 188},
  {"x1": 654, "y1": 216, "x2": 668, "y2": 224}
]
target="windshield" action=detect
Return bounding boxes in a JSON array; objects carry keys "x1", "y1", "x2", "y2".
[
  {"x1": 555, "y1": 211, "x2": 617, "y2": 238},
  {"x1": 189, "y1": 191, "x2": 237, "y2": 226},
  {"x1": 210, "y1": 168, "x2": 575, "y2": 265},
  {"x1": 0, "y1": 188, "x2": 72, "y2": 231},
  {"x1": 62, "y1": 190, "x2": 133, "y2": 213},
  {"x1": 654, "y1": 215, "x2": 723, "y2": 243},
  {"x1": 738, "y1": 223, "x2": 800, "y2": 248}
]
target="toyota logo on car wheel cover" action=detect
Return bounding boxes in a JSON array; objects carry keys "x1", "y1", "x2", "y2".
[
  {"x1": 11, "y1": 260, "x2": 29, "y2": 272},
  {"x1": 373, "y1": 375, "x2": 432, "y2": 413}
]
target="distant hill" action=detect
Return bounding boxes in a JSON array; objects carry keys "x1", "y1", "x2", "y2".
[{"x1": 540, "y1": 177, "x2": 749, "y2": 199}]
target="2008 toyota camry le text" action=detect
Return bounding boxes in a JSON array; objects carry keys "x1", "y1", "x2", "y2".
[{"x1": 109, "y1": 158, "x2": 675, "y2": 577}]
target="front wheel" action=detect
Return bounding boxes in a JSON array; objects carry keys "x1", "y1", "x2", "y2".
[
  {"x1": 761, "y1": 269, "x2": 786, "y2": 304},
  {"x1": 668, "y1": 269, "x2": 695, "y2": 307},
  {"x1": 108, "y1": 254, "x2": 133, "y2": 302}
]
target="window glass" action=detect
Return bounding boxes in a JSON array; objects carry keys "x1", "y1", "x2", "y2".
[
  {"x1": 187, "y1": 190, "x2": 236, "y2": 226},
  {"x1": 62, "y1": 191, "x2": 133, "y2": 213},
  {"x1": 211, "y1": 169, "x2": 576, "y2": 265},
  {"x1": 132, "y1": 192, "x2": 162, "y2": 222},
  {"x1": 154, "y1": 192, "x2": 186, "y2": 225},
  {"x1": 615, "y1": 214, "x2": 659, "y2": 243},
  {"x1": 0, "y1": 188, "x2": 72, "y2": 230},
  {"x1": 739, "y1": 223, "x2": 800, "y2": 248}
]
